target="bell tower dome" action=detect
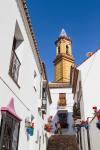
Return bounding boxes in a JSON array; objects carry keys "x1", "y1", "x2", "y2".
[{"x1": 54, "y1": 29, "x2": 74, "y2": 83}]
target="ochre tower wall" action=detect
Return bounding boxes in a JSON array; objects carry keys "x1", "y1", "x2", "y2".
[
  {"x1": 54, "y1": 60, "x2": 63, "y2": 82},
  {"x1": 54, "y1": 29, "x2": 74, "y2": 83},
  {"x1": 54, "y1": 56, "x2": 74, "y2": 82},
  {"x1": 62, "y1": 58, "x2": 74, "y2": 82}
]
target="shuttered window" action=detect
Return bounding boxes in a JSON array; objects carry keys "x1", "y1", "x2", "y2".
[{"x1": 58, "y1": 93, "x2": 66, "y2": 106}]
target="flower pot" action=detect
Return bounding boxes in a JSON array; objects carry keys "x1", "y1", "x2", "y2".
[{"x1": 26, "y1": 127, "x2": 34, "y2": 136}]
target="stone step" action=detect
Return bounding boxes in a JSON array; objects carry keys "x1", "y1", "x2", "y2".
[{"x1": 47, "y1": 135, "x2": 79, "y2": 150}]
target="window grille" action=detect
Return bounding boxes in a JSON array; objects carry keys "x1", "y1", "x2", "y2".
[
  {"x1": 0, "y1": 112, "x2": 20, "y2": 150},
  {"x1": 9, "y1": 50, "x2": 21, "y2": 84},
  {"x1": 9, "y1": 21, "x2": 23, "y2": 86}
]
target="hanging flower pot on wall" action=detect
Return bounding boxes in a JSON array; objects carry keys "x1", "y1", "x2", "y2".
[
  {"x1": 27, "y1": 127, "x2": 34, "y2": 136},
  {"x1": 44, "y1": 124, "x2": 52, "y2": 132},
  {"x1": 25, "y1": 118, "x2": 35, "y2": 136},
  {"x1": 92, "y1": 106, "x2": 100, "y2": 129}
]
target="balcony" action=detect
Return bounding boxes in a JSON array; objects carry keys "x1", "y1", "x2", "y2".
[
  {"x1": 73, "y1": 103, "x2": 81, "y2": 120},
  {"x1": 41, "y1": 97, "x2": 47, "y2": 114}
]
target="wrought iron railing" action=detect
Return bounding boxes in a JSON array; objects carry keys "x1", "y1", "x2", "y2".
[{"x1": 9, "y1": 50, "x2": 21, "y2": 84}]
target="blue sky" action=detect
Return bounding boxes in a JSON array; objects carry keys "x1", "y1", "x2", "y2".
[{"x1": 26, "y1": 0, "x2": 100, "y2": 81}]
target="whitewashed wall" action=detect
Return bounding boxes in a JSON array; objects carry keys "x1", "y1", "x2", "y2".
[
  {"x1": 74, "y1": 49, "x2": 100, "y2": 150},
  {"x1": 79, "y1": 116, "x2": 100, "y2": 150},
  {"x1": 89, "y1": 117, "x2": 100, "y2": 150},
  {"x1": 78, "y1": 49, "x2": 100, "y2": 120},
  {"x1": 0, "y1": 1, "x2": 50, "y2": 150}
]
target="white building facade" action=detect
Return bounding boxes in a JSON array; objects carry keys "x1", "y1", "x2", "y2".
[
  {"x1": 0, "y1": 1, "x2": 52, "y2": 150},
  {"x1": 49, "y1": 83, "x2": 75, "y2": 135},
  {"x1": 71, "y1": 49, "x2": 100, "y2": 150}
]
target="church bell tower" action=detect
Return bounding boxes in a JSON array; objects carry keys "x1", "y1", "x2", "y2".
[{"x1": 54, "y1": 29, "x2": 74, "y2": 83}]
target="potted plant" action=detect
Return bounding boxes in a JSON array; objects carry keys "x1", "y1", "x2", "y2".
[
  {"x1": 92, "y1": 106, "x2": 100, "y2": 129},
  {"x1": 44, "y1": 124, "x2": 51, "y2": 132}
]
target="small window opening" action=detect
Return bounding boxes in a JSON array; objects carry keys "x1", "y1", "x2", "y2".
[
  {"x1": 9, "y1": 21, "x2": 23, "y2": 86},
  {"x1": 66, "y1": 45, "x2": 69, "y2": 54},
  {"x1": 58, "y1": 46, "x2": 60, "y2": 54},
  {"x1": 42, "y1": 88, "x2": 46, "y2": 99}
]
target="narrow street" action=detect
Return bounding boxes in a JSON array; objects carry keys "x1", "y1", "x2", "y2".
[{"x1": 1, "y1": 1, "x2": 100, "y2": 150}]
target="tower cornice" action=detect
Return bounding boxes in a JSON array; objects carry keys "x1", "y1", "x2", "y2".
[
  {"x1": 55, "y1": 36, "x2": 72, "y2": 45},
  {"x1": 53, "y1": 54, "x2": 74, "y2": 64}
]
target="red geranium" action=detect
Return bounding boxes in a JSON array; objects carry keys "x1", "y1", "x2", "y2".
[
  {"x1": 44, "y1": 124, "x2": 51, "y2": 132},
  {"x1": 97, "y1": 110, "x2": 100, "y2": 121}
]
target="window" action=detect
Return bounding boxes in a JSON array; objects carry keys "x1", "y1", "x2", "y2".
[
  {"x1": 58, "y1": 46, "x2": 60, "y2": 54},
  {"x1": 42, "y1": 88, "x2": 46, "y2": 99},
  {"x1": 41, "y1": 88, "x2": 47, "y2": 112},
  {"x1": 9, "y1": 21, "x2": 23, "y2": 86},
  {"x1": 66, "y1": 45, "x2": 68, "y2": 54},
  {"x1": 58, "y1": 112, "x2": 68, "y2": 128},
  {"x1": 9, "y1": 49, "x2": 21, "y2": 85},
  {"x1": 59, "y1": 93, "x2": 66, "y2": 99},
  {"x1": 0, "y1": 112, "x2": 20, "y2": 150},
  {"x1": 12, "y1": 36, "x2": 17, "y2": 50},
  {"x1": 58, "y1": 93, "x2": 66, "y2": 106}
]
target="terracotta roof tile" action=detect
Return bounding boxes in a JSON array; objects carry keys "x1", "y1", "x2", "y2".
[{"x1": 21, "y1": 0, "x2": 42, "y2": 71}]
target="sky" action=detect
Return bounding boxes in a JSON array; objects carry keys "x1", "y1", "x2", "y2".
[{"x1": 26, "y1": 0, "x2": 100, "y2": 81}]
